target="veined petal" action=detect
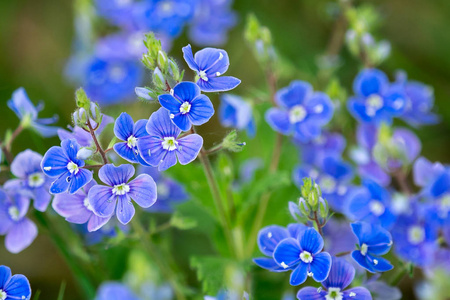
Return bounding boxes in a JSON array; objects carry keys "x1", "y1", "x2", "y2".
[
  {"x1": 88, "y1": 185, "x2": 116, "y2": 218},
  {"x1": 52, "y1": 193, "x2": 85, "y2": 218},
  {"x1": 98, "y1": 164, "x2": 135, "y2": 187},
  {"x1": 49, "y1": 172, "x2": 71, "y2": 194},
  {"x1": 323, "y1": 257, "x2": 355, "y2": 290},
  {"x1": 353, "y1": 69, "x2": 389, "y2": 97},
  {"x1": 114, "y1": 142, "x2": 139, "y2": 163},
  {"x1": 133, "y1": 119, "x2": 148, "y2": 138},
  {"x1": 158, "y1": 151, "x2": 177, "y2": 171},
  {"x1": 61, "y1": 139, "x2": 82, "y2": 164},
  {"x1": 128, "y1": 174, "x2": 157, "y2": 208},
  {"x1": 8, "y1": 88, "x2": 38, "y2": 120},
  {"x1": 309, "y1": 252, "x2": 332, "y2": 282},
  {"x1": 11, "y1": 149, "x2": 42, "y2": 178},
  {"x1": 114, "y1": 112, "x2": 134, "y2": 141},
  {"x1": 276, "y1": 81, "x2": 313, "y2": 109},
  {"x1": 68, "y1": 169, "x2": 93, "y2": 194},
  {"x1": 137, "y1": 136, "x2": 167, "y2": 167},
  {"x1": 41, "y1": 146, "x2": 70, "y2": 177},
  {"x1": 273, "y1": 238, "x2": 301, "y2": 268},
  {"x1": 171, "y1": 113, "x2": 191, "y2": 131},
  {"x1": 182, "y1": 44, "x2": 199, "y2": 71},
  {"x1": 265, "y1": 108, "x2": 291, "y2": 134},
  {"x1": 176, "y1": 134, "x2": 203, "y2": 165},
  {"x1": 4, "y1": 274, "x2": 31, "y2": 299},
  {"x1": 159, "y1": 94, "x2": 182, "y2": 113},
  {"x1": 173, "y1": 82, "x2": 201, "y2": 102},
  {"x1": 343, "y1": 287, "x2": 372, "y2": 300},
  {"x1": 116, "y1": 194, "x2": 135, "y2": 225},
  {"x1": 194, "y1": 47, "x2": 229, "y2": 75},
  {"x1": 351, "y1": 250, "x2": 374, "y2": 273},
  {"x1": 257, "y1": 225, "x2": 290, "y2": 256},
  {"x1": 32, "y1": 122, "x2": 60, "y2": 138},
  {"x1": 290, "y1": 262, "x2": 309, "y2": 286},
  {"x1": 299, "y1": 228, "x2": 324, "y2": 254},
  {"x1": 189, "y1": 94, "x2": 214, "y2": 126},
  {"x1": 146, "y1": 108, "x2": 181, "y2": 138},
  {"x1": 253, "y1": 257, "x2": 287, "y2": 272},
  {"x1": 297, "y1": 287, "x2": 326, "y2": 300},
  {"x1": 197, "y1": 76, "x2": 241, "y2": 93},
  {"x1": 287, "y1": 223, "x2": 307, "y2": 239},
  {"x1": 87, "y1": 214, "x2": 111, "y2": 232},
  {"x1": 31, "y1": 186, "x2": 51, "y2": 212},
  {"x1": 370, "y1": 255, "x2": 393, "y2": 272},
  {"x1": 0, "y1": 265, "x2": 12, "y2": 289},
  {"x1": 5, "y1": 218, "x2": 38, "y2": 253}
]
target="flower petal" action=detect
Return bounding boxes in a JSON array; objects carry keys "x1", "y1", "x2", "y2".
[
  {"x1": 87, "y1": 214, "x2": 111, "y2": 232},
  {"x1": 128, "y1": 174, "x2": 157, "y2": 208},
  {"x1": 194, "y1": 47, "x2": 229, "y2": 75},
  {"x1": 61, "y1": 139, "x2": 83, "y2": 164},
  {"x1": 182, "y1": 44, "x2": 199, "y2": 71},
  {"x1": 88, "y1": 185, "x2": 116, "y2": 218},
  {"x1": 189, "y1": 94, "x2": 214, "y2": 126},
  {"x1": 114, "y1": 112, "x2": 134, "y2": 141},
  {"x1": 343, "y1": 287, "x2": 372, "y2": 300},
  {"x1": 5, "y1": 218, "x2": 38, "y2": 253},
  {"x1": 49, "y1": 172, "x2": 71, "y2": 194},
  {"x1": 351, "y1": 250, "x2": 374, "y2": 272},
  {"x1": 257, "y1": 225, "x2": 290, "y2": 256},
  {"x1": 176, "y1": 134, "x2": 203, "y2": 165},
  {"x1": 253, "y1": 257, "x2": 287, "y2": 272},
  {"x1": 4, "y1": 274, "x2": 31, "y2": 299},
  {"x1": 146, "y1": 108, "x2": 181, "y2": 138},
  {"x1": 197, "y1": 76, "x2": 241, "y2": 93},
  {"x1": 273, "y1": 238, "x2": 301, "y2": 268},
  {"x1": 323, "y1": 257, "x2": 355, "y2": 290},
  {"x1": 68, "y1": 169, "x2": 93, "y2": 194},
  {"x1": 0, "y1": 265, "x2": 12, "y2": 288},
  {"x1": 371, "y1": 255, "x2": 393, "y2": 272},
  {"x1": 11, "y1": 149, "x2": 42, "y2": 178},
  {"x1": 353, "y1": 69, "x2": 389, "y2": 97},
  {"x1": 276, "y1": 81, "x2": 313, "y2": 109},
  {"x1": 309, "y1": 252, "x2": 332, "y2": 282},
  {"x1": 290, "y1": 262, "x2": 309, "y2": 286},
  {"x1": 133, "y1": 119, "x2": 148, "y2": 138},
  {"x1": 299, "y1": 228, "x2": 324, "y2": 254},
  {"x1": 159, "y1": 94, "x2": 182, "y2": 114},
  {"x1": 297, "y1": 287, "x2": 326, "y2": 300},
  {"x1": 173, "y1": 81, "x2": 201, "y2": 102},
  {"x1": 52, "y1": 192, "x2": 86, "y2": 219},
  {"x1": 116, "y1": 194, "x2": 135, "y2": 225},
  {"x1": 31, "y1": 186, "x2": 51, "y2": 212},
  {"x1": 98, "y1": 164, "x2": 134, "y2": 187},
  {"x1": 287, "y1": 223, "x2": 307, "y2": 239},
  {"x1": 171, "y1": 113, "x2": 191, "y2": 131},
  {"x1": 265, "y1": 108, "x2": 291, "y2": 134},
  {"x1": 41, "y1": 146, "x2": 70, "y2": 177},
  {"x1": 137, "y1": 136, "x2": 167, "y2": 167},
  {"x1": 159, "y1": 151, "x2": 178, "y2": 171},
  {"x1": 114, "y1": 142, "x2": 139, "y2": 163}
]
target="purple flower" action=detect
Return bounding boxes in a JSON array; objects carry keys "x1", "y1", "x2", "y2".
[
  {"x1": 88, "y1": 164, "x2": 157, "y2": 225},
  {"x1": 219, "y1": 94, "x2": 255, "y2": 137},
  {"x1": 41, "y1": 139, "x2": 93, "y2": 194},
  {"x1": 322, "y1": 219, "x2": 358, "y2": 256},
  {"x1": 6, "y1": 150, "x2": 52, "y2": 211},
  {"x1": 7, "y1": 88, "x2": 59, "y2": 137},
  {"x1": 351, "y1": 222, "x2": 393, "y2": 273},
  {"x1": 0, "y1": 265, "x2": 32, "y2": 300},
  {"x1": 52, "y1": 180, "x2": 111, "y2": 232},
  {"x1": 348, "y1": 68, "x2": 406, "y2": 125},
  {"x1": 113, "y1": 112, "x2": 150, "y2": 164},
  {"x1": 0, "y1": 188, "x2": 37, "y2": 253},
  {"x1": 159, "y1": 82, "x2": 214, "y2": 131},
  {"x1": 182, "y1": 44, "x2": 241, "y2": 92},
  {"x1": 297, "y1": 257, "x2": 372, "y2": 300},
  {"x1": 137, "y1": 108, "x2": 203, "y2": 171},
  {"x1": 295, "y1": 132, "x2": 346, "y2": 167},
  {"x1": 273, "y1": 228, "x2": 332, "y2": 286},
  {"x1": 265, "y1": 81, "x2": 334, "y2": 142},
  {"x1": 412, "y1": 157, "x2": 445, "y2": 188},
  {"x1": 253, "y1": 223, "x2": 307, "y2": 272},
  {"x1": 95, "y1": 282, "x2": 140, "y2": 300}
]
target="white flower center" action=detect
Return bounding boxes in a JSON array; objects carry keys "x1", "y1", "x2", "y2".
[
  {"x1": 320, "y1": 175, "x2": 336, "y2": 194},
  {"x1": 366, "y1": 94, "x2": 383, "y2": 116},
  {"x1": 162, "y1": 137, "x2": 178, "y2": 151},
  {"x1": 109, "y1": 65, "x2": 126, "y2": 82},
  {"x1": 180, "y1": 101, "x2": 191, "y2": 114},
  {"x1": 198, "y1": 70, "x2": 209, "y2": 81},
  {"x1": 0, "y1": 290, "x2": 7, "y2": 300},
  {"x1": 369, "y1": 200, "x2": 385, "y2": 216},
  {"x1": 300, "y1": 251, "x2": 313, "y2": 263},
  {"x1": 28, "y1": 172, "x2": 45, "y2": 188},
  {"x1": 83, "y1": 197, "x2": 94, "y2": 212},
  {"x1": 408, "y1": 225, "x2": 425, "y2": 245},
  {"x1": 67, "y1": 161, "x2": 79, "y2": 174},
  {"x1": 8, "y1": 206, "x2": 20, "y2": 221},
  {"x1": 157, "y1": 183, "x2": 170, "y2": 197},
  {"x1": 289, "y1": 105, "x2": 307, "y2": 123},
  {"x1": 127, "y1": 135, "x2": 138, "y2": 148},
  {"x1": 314, "y1": 104, "x2": 324, "y2": 114},
  {"x1": 326, "y1": 287, "x2": 343, "y2": 300},
  {"x1": 439, "y1": 194, "x2": 450, "y2": 218},
  {"x1": 112, "y1": 183, "x2": 130, "y2": 196},
  {"x1": 360, "y1": 243, "x2": 369, "y2": 256}
]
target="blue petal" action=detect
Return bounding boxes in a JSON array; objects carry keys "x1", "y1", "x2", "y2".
[
  {"x1": 133, "y1": 119, "x2": 148, "y2": 138},
  {"x1": 61, "y1": 139, "x2": 83, "y2": 164},
  {"x1": 257, "y1": 225, "x2": 290, "y2": 256},
  {"x1": 137, "y1": 136, "x2": 166, "y2": 167},
  {"x1": 98, "y1": 164, "x2": 135, "y2": 187},
  {"x1": 88, "y1": 185, "x2": 116, "y2": 218},
  {"x1": 176, "y1": 134, "x2": 203, "y2": 165},
  {"x1": 253, "y1": 257, "x2": 287, "y2": 272},
  {"x1": 182, "y1": 44, "x2": 199, "y2": 71},
  {"x1": 347, "y1": 98, "x2": 375, "y2": 123},
  {"x1": 10, "y1": 149, "x2": 42, "y2": 178},
  {"x1": 128, "y1": 174, "x2": 157, "y2": 208},
  {"x1": 353, "y1": 69, "x2": 389, "y2": 97},
  {"x1": 146, "y1": 108, "x2": 181, "y2": 138},
  {"x1": 96, "y1": 282, "x2": 139, "y2": 300},
  {"x1": 0, "y1": 265, "x2": 12, "y2": 288},
  {"x1": 370, "y1": 255, "x2": 393, "y2": 272},
  {"x1": 8, "y1": 88, "x2": 38, "y2": 120},
  {"x1": 173, "y1": 82, "x2": 201, "y2": 102},
  {"x1": 294, "y1": 121, "x2": 322, "y2": 142},
  {"x1": 32, "y1": 186, "x2": 51, "y2": 212},
  {"x1": 87, "y1": 214, "x2": 111, "y2": 232},
  {"x1": 68, "y1": 169, "x2": 93, "y2": 194},
  {"x1": 323, "y1": 257, "x2": 355, "y2": 290},
  {"x1": 159, "y1": 94, "x2": 182, "y2": 114},
  {"x1": 49, "y1": 172, "x2": 71, "y2": 194},
  {"x1": 5, "y1": 218, "x2": 38, "y2": 253},
  {"x1": 159, "y1": 151, "x2": 178, "y2": 171},
  {"x1": 114, "y1": 142, "x2": 139, "y2": 163},
  {"x1": 171, "y1": 113, "x2": 191, "y2": 131},
  {"x1": 310, "y1": 252, "x2": 331, "y2": 282},
  {"x1": 351, "y1": 222, "x2": 392, "y2": 255},
  {"x1": 287, "y1": 223, "x2": 307, "y2": 239},
  {"x1": 4, "y1": 274, "x2": 31, "y2": 299},
  {"x1": 188, "y1": 94, "x2": 214, "y2": 126},
  {"x1": 343, "y1": 287, "x2": 372, "y2": 300},
  {"x1": 32, "y1": 122, "x2": 59, "y2": 137},
  {"x1": 265, "y1": 108, "x2": 291, "y2": 134},
  {"x1": 41, "y1": 146, "x2": 70, "y2": 177},
  {"x1": 273, "y1": 238, "x2": 301, "y2": 268},
  {"x1": 299, "y1": 228, "x2": 324, "y2": 255},
  {"x1": 194, "y1": 47, "x2": 229, "y2": 75},
  {"x1": 276, "y1": 81, "x2": 313, "y2": 109},
  {"x1": 135, "y1": 87, "x2": 153, "y2": 101},
  {"x1": 197, "y1": 76, "x2": 241, "y2": 92},
  {"x1": 116, "y1": 194, "x2": 135, "y2": 225},
  {"x1": 290, "y1": 262, "x2": 309, "y2": 286},
  {"x1": 351, "y1": 250, "x2": 374, "y2": 272},
  {"x1": 297, "y1": 287, "x2": 326, "y2": 300},
  {"x1": 305, "y1": 92, "x2": 334, "y2": 125},
  {"x1": 114, "y1": 112, "x2": 134, "y2": 141}
]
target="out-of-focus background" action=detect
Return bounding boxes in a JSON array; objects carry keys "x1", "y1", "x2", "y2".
[{"x1": 1, "y1": 0, "x2": 450, "y2": 298}]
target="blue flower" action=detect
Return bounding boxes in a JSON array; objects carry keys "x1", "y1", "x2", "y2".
[
  {"x1": 159, "y1": 82, "x2": 214, "y2": 131},
  {"x1": 41, "y1": 139, "x2": 93, "y2": 194},
  {"x1": 322, "y1": 219, "x2": 358, "y2": 256},
  {"x1": 412, "y1": 157, "x2": 445, "y2": 188},
  {"x1": 348, "y1": 68, "x2": 406, "y2": 125},
  {"x1": 273, "y1": 227, "x2": 332, "y2": 286},
  {"x1": 253, "y1": 223, "x2": 307, "y2": 272},
  {"x1": 113, "y1": 112, "x2": 150, "y2": 164},
  {"x1": 96, "y1": 282, "x2": 140, "y2": 300},
  {"x1": 88, "y1": 164, "x2": 157, "y2": 225},
  {"x1": 0, "y1": 188, "x2": 37, "y2": 254},
  {"x1": 219, "y1": 94, "x2": 255, "y2": 137},
  {"x1": 265, "y1": 81, "x2": 334, "y2": 142},
  {"x1": 0, "y1": 265, "x2": 32, "y2": 300},
  {"x1": 139, "y1": 166, "x2": 188, "y2": 213},
  {"x1": 351, "y1": 222, "x2": 393, "y2": 273},
  {"x1": 7, "y1": 88, "x2": 59, "y2": 137},
  {"x1": 297, "y1": 257, "x2": 372, "y2": 300},
  {"x1": 295, "y1": 132, "x2": 346, "y2": 167},
  {"x1": 6, "y1": 150, "x2": 52, "y2": 212},
  {"x1": 52, "y1": 180, "x2": 111, "y2": 232},
  {"x1": 182, "y1": 44, "x2": 241, "y2": 92},
  {"x1": 346, "y1": 179, "x2": 396, "y2": 229},
  {"x1": 137, "y1": 108, "x2": 203, "y2": 171}
]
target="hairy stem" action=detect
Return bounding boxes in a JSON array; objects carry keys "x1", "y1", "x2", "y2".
[
  {"x1": 87, "y1": 122, "x2": 108, "y2": 165},
  {"x1": 312, "y1": 211, "x2": 324, "y2": 236}
]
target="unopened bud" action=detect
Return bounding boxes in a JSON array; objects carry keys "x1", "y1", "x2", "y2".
[
  {"x1": 152, "y1": 67, "x2": 166, "y2": 89},
  {"x1": 77, "y1": 147, "x2": 94, "y2": 160}
]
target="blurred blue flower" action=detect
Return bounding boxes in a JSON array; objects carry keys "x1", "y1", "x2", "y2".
[
  {"x1": 7, "y1": 88, "x2": 59, "y2": 137},
  {"x1": 413, "y1": 157, "x2": 445, "y2": 188},
  {"x1": 266, "y1": 81, "x2": 334, "y2": 142},
  {"x1": 0, "y1": 265, "x2": 32, "y2": 300},
  {"x1": 297, "y1": 257, "x2": 372, "y2": 300},
  {"x1": 322, "y1": 219, "x2": 358, "y2": 256},
  {"x1": 348, "y1": 68, "x2": 406, "y2": 125},
  {"x1": 159, "y1": 82, "x2": 214, "y2": 131},
  {"x1": 219, "y1": 94, "x2": 255, "y2": 137},
  {"x1": 351, "y1": 222, "x2": 393, "y2": 273},
  {"x1": 96, "y1": 282, "x2": 140, "y2": 300},
  {"x1": 295, "y1": 132, "x2": 346, "y2": 167},
  {"x1": 273, "y1": 227, "x2": 332, "y2": 286},
  {"x1": 0, "y1": 188, "x2": 37, "y2": 254},
  {"x1": 137, "y1": 108, "x2": 203, "y2": 171},
  {"x1": 88, "y1": 164, "x2": 157, "y2": 225},
  {"x1": 182, "y1": 44, "x2": 241, "y2": 92},
  {"x1": 6, "y1": 150, "x2": 52, "y2": 212},
  {"x1": 53, "y1": 180, "x2": 111, "y2": 232},
  {"x1": 41, "y1": 139, "x2": 93, "y2": 194}
]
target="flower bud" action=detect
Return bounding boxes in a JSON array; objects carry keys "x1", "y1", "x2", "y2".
[
  {"x1": 152, "y1": 67, "x2": 166, "y2": 90},
  {"x1": 73, "y1": 107, "x2": 88, "y2": 128},
  {"x1": 89, "y1": 102, "x2": 103, "y2": 130},
  {"x1": 135, "y1": 87, "x2": 154, "y2": 101},
  {"x1": 157, "y1": 50, "x2": 169, "y2": 72},
  {"x1": 77, "y1": 147, "x2": 94, "y2": 160}
]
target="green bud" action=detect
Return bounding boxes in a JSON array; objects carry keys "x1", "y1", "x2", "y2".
[
  {"x1": 73, "y1": 107, "x2": 88, "y2": 129},
  {"x1": 222, "y1": 130, "x2": 246, "y2": 152},
  {"x1": 75, "y1": 88, "x2": 90, "y2": 110},
  {"x1": 299, "y1": 197, "x2": 310, "y2": 216},
  {"x1": 142, "y1": 53, "x2": 155, "y2": 70},
  {"x1": 20, "y1": 113, "x2": 33, "y2": 129},
  {"x1": 168, "y1": 59, "x2": 181, "y2": 81},
  {"x1": 152, "y1": 67, "x2": 166, "y2": 90},
  {"x1": 157, "y1": 50, "x2": 169, "y2": 73},
  {"x1": 319, "y1": 198, "x2": 329, "y2": 219}
]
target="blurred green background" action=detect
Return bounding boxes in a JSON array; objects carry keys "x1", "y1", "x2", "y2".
[{"x1": 1, "y1": 0, "x2": 450, "y2": 298}]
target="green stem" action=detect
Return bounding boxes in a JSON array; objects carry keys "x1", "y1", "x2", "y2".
[
  {"x1": 312, "y1": 211, "x2": 324, "y2": 236},
  {"x1": 389, "y1": 264, "x2": 409, "y2": 286},
  {"x1": 87, "y1": 122, "x2": 108, "y2": 165}
]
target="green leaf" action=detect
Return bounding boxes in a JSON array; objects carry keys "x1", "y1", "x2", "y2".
[
  {"x1": 170, "y1": 211, "x2": 198, "y2": 230},
  {"x1": 107, "y1": 136, "x2": 118, "y2": 150},
  {"x1": 32, "y1": 290, "x2": 41, "y2": 300},
  {"x1": 57, "y1": 281, "x2": 66, "y2": 300},
  {"x1": 190, "y1": 256, "x2": 232, "y2": 295}
]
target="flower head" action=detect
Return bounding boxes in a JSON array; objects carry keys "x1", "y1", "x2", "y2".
[
  {"x1": 0, "y1": 265, "x2": 32, "y2": 300},
  {"x1": 219, "y1": 94, "x2": 255, "y2": 137},
  {"x1": 41, "y1": 139, "x2": 93, "y2": 194},
  {"x1": 265, "y1": 81, "x2": 334, "y2": 142},
  {"x1": 182, "y1": 44, "x2": 241, "y2": 92},
  {"x1": 351, "y1": 222, "x2": 393, "y2": 273},
  {"x1": 158, "y1": 82, "x2": 214, "y2": 131},
  {"x1": 273, "y1": 227, "x2": 332, "y2": 286},
  {"x1": 88, "y1": 164, "x2": 157, "y2": 225},
  {"x1": 137, "y1": 108, "x2": 203, "y2": 171},
  {"x1": 297, "y1": 257, "x2": 372, "y2": 300},
  {"x1": 95, "y1": 282, "x2": 140, "y2": 300},
  {"x1": 7, "y1": 88, "x2": 59, "y2": 137}
]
